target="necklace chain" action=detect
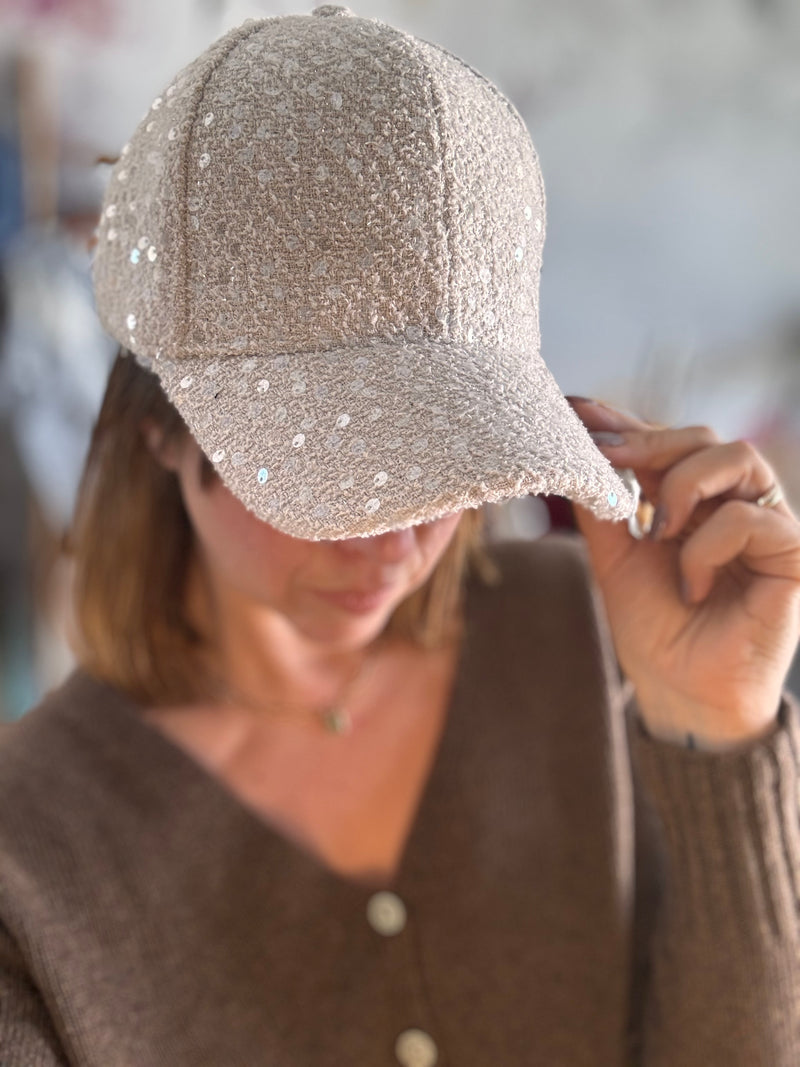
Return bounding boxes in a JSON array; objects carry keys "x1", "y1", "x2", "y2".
[{"x1": 219, "y1": 647, "x2": 380, "y2": 736}]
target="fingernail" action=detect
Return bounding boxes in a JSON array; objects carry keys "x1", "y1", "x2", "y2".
[
  {"x1": 590, "y1": 431, "x2": 626, "y2": 447},
  {"x1": 565, "y1": 395, "x2": 597, "y2": 405},
  {"x1": 649, "y1": 505, "x2": 667, "y2": 541}
]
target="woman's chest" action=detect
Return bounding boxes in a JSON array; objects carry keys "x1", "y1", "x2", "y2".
[{"x1": 141, "y1": 642, "x2": 459, "y2": 884}]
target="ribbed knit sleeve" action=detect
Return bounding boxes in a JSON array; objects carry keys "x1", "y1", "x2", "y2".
[
  {"x1": 629, "y1": 691, "x2": 800, "y2": 1065},
  {"x1": 0, "y1": 921, "x2": 70, "y2": 1066}
]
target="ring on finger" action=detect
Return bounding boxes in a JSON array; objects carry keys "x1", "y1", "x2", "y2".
[
  {"x1": 619, "y1": 468, "x2": 656, "y2": 539},
  {"x1": 754, "y1": 483, "x2": 784, "y2": 509}
]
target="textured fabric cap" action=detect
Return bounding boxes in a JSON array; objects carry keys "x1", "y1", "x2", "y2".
[{"x1": 92, "y1": 5, "x2": 635, "y2": 539}]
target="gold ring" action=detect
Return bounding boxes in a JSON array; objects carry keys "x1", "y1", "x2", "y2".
[{"x1": 754, "y1": 483, "x2": 784, "y2": 509}]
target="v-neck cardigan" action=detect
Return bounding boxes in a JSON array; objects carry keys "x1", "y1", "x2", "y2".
[{"x1": 2, "y1": 534, "x2": 800, "y2": 1066}]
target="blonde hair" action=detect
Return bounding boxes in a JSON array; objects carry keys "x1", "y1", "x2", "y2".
[{"x1": 67, "y1": 350, "x2": 500, "y2": 707}]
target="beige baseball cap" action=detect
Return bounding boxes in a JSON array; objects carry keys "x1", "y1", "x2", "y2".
[{"x1": 92, "y1": 5, "x2": 635, "y2": 539}]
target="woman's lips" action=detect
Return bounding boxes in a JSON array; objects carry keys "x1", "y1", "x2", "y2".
[{"x1": 315, "y1": 586, "x2": 394, "y2": 614}]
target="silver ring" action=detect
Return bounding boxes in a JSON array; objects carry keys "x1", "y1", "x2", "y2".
[
  {"x1": 618, "y1": 468, "x2": 654, "y2": 539},
  {"x1": 754, "y1": 483, "x2": 783, "y2": 509}
]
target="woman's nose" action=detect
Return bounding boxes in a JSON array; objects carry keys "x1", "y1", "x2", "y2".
[{"x1": 334, "y1": 525, "x2": 417, "y2": 563}]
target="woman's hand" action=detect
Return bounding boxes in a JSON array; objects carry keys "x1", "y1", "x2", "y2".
[{"x1": 568, "y1": 397, "x2": 800, "y2": 751}]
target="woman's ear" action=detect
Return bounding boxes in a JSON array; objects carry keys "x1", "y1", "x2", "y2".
[{"x1": 139, "y1": 417, "x2": 183, "y2": 473}]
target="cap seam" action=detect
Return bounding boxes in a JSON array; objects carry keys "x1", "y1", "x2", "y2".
[
  {"x1": 366, "y1": 28, "x2": 454, "y2": 341},
  {"x1": 426, "y1": 63, "x2": 456, "y2": 341},
  {"x1": 176, "y1": 21, "x2": 276, "y2": 352},
  {"x1": 367, "y1": 21, "x2": 454, "y2": 340},
  {"x1": 422, "y1": 63, "x2": 453, "y2": 341},
  {"x1": 416, "y1": 36, "x2": 548, "y2": 248}
]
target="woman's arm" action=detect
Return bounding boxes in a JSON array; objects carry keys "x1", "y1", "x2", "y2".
[
  {"x1": 0, "y1": 920, "x2": 70, "y2": 1066},
  {"x1": 567, "y1": 397, "x2": 800, "y2": 1062},
  {"x1": 625, "y1": 692, "x2": 800, "y2": 1064}
]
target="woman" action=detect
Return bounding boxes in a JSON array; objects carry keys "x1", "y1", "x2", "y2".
[{"x1": 2, "y1": 7, "x2": 800, "y2": 1066}]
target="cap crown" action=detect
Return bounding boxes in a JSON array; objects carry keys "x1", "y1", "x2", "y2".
[{"x1": 93, "y1": 8, "x2": 546, "y2": 362}]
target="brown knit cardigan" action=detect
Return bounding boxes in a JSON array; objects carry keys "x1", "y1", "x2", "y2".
[{"x1": 1, "y1": 534, "x2": 799, "y2": 1065}]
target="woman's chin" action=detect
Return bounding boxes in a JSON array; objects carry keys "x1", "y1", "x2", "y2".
[{"x1": 296, "y1": 600, "x2": 396, "y2": 648}]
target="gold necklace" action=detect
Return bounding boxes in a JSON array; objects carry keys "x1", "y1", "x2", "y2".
[{"x1": 219, "y1": 647, "x2": 381, "y2": 736}]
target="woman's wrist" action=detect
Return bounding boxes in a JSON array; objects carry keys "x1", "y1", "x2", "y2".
[
  {"x1": 651, "y1": 718, "x2": 779, "y2": 752},
  {"x1": 634, "y1": 689, "x2": 783, "y2": 752}
]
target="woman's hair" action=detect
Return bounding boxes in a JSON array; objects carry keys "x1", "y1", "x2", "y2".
[{"x1": 66, "y1": 349, "x2": 501, "y2": 707}]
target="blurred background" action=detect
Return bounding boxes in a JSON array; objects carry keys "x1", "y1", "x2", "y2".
[{"x1": 1, "y1": 0, "x2": 799, "y2": 718}]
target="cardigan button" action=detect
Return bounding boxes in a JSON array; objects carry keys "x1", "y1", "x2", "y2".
[
  {"x1": 366, "y1": 891, "x2": 407, "y2": 936},
  {"x1": 395, "y1": 1028, "x2": 438, "y2": 1067}
]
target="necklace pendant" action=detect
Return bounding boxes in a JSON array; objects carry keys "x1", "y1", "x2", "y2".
[{"x1": 323, "y1": 707, "x2": 352, "y2": 735}]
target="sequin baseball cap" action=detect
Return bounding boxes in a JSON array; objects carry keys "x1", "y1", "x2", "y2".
[{"x1": 92, "y1": 4, "x2": 635, "y2": 540}]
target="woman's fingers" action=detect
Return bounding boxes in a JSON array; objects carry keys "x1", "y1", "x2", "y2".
[
  {"x1": 679, "y1": 499, "x2": 800, "y2": 604},
  {"x1": 581, "y1": 412, "x2": 795, "y2": 535},
  {"x1": 567, "y1": 397, "x2": 654, "y2": 434},
  {"x1": 570, "y1": 398, "x2": 796, "y2": 544},
  {"x1": 591, "y1": 424, "x2": 720, "y2": 471},
  {"x1": 654, "y1": 440, "x2": 794, "y2": 538},
  {"x1": 597, "y1": 434, "x2": 793, "y2": 538}
]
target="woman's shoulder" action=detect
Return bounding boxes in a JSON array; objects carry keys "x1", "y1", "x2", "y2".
[
  {"x1": 1, "y1": 668, "x2": 116, "y2": 753},
  {"x1": 0, "y1": 670, "x2": 204, "y2": 914},
  {"x1": 0, "y1": 671, "x2": 85, "y2": 776},
  {"x1": 0, "y1": 670, "x2": 145, "y2": 826}
]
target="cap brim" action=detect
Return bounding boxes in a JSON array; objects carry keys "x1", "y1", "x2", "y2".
[{"x1": 153, "y1": 340, "x2": 635, "y2": 539}]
